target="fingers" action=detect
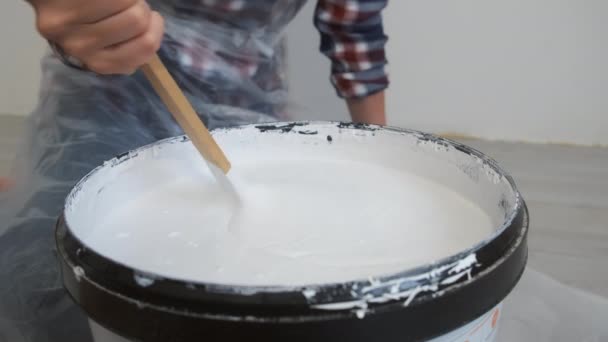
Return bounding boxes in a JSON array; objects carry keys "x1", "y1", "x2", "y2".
[
  {"x1": 60, "y1": 1, "x2": 153, "y2": 57},
  {"x1": 33, "y1": 0, "x2": 164, "y2": 75},
  {"x1": 35, "y1": 0, "x2": 138, "y2": 39},
  {"x1": 72, "y1": 0, "x2": 139, "y2": 24},
  {"x1": 87, "y1": 11, "x2": 165, "y2": 75}
]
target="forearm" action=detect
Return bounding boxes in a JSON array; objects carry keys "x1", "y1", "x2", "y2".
[{"x1": 347, "y1": 91, "x2": 386, "y2": 125}]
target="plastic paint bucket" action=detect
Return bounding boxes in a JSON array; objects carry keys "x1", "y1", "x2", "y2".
[{"x1": 56, "y1": 122, "x2": 528, "y2": 341}]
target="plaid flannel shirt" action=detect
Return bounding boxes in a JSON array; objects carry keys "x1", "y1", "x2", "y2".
[{"x1": 314, "y1": 0, "x2": 389, "y2": 98}]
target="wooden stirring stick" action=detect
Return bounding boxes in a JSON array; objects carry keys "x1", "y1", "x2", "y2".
[{"x1": 141, "y1": 54, "x2": 231, "y2": 174}]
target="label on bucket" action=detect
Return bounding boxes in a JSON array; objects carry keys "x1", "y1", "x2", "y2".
[
  {"x1": 428, "y1": 304, "x2": 502, "y2": 342},
  {"x1": 89, "y1": 305, "x2": 502, "y2": 342}
]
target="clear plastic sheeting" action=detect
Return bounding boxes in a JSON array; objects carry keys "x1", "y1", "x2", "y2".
[
  {"x1": 148, "y1": 0, "x2": 308, "y2": 117},
  {"x1": 0, "y1": 1, "x2": 305, "y2": 340},
  {"x1": 1, "y1": 1, "x2": 607, "y2": 341},
  {"x1": 498, "y1": 268, "x2": 608, "y2": 342}
]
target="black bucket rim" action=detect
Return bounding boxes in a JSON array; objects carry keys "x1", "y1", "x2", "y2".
[{"x1": 55, "y1": 121, "x2": 529, "y2": 341}]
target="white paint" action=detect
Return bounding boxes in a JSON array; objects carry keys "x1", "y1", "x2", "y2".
[
  {"x1": 133, "y1": 273, "x2": 156, "y2": 288},
  {"x1": 66, "y1": 124, "x2": 517, "y2": 287},
  {"x1": 77, "y1": 158, "x2": 491, "y2": 286},
  {"x1": 0, "y1": 1, "x2": 46, "y2": 117},
  {"x1": 73, "y1": 266, "x2": 85, "y2": 283},
  {"x1": 286, "y1": 1, "x2": 608, "y2": 145}
]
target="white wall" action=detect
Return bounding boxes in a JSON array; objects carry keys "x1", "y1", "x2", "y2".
[
  {"x1": 0, "y1": 1, "x2": 46, "y2": 117},
  {"x1": 287, "y1": 1, "x2": 608, "y2": 145}
]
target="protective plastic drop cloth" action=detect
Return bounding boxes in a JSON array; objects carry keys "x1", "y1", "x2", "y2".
[
  {"x1": 1, "y1": 1, "x2": 607, "y2": 341},
  {"x1": 0, "y1": 1, "x2": 305, "y2": 340},
  {"x1": 498, "y1": 269, "x2": 608, "y2": 342}
]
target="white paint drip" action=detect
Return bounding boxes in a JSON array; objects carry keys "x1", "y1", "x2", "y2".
[
  {"x1": 312, "y1": 252, "x2": 479, "y2": 316},
  {"x1": 440, "y1": 254, "x2": 478, "y2": 285},
  {"x1": 73, "y1": 266, "x2": 85, "y2": 283},
  {"x1": 133, "y1": 273, "x2": 160, "y2": 288},
  {"x1": 302, "y1": 289, "x2": 317, "y2": 299}
]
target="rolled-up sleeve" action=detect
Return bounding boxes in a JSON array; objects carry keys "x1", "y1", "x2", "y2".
[{"x1": 314, "y1": 0, "x2": 389, "y2": 99}]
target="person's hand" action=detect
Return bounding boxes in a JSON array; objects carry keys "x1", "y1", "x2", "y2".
[{"x1": 31, "y1": 0, "x2": 164, "y2": 75}]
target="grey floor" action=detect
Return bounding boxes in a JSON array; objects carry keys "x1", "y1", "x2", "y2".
[
  {"x1": 1, "y1": 116, "x2": 607, "y2": 298},
  {"x1": 460, "y1": 138, "x2": 608, "y2": 298}
]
